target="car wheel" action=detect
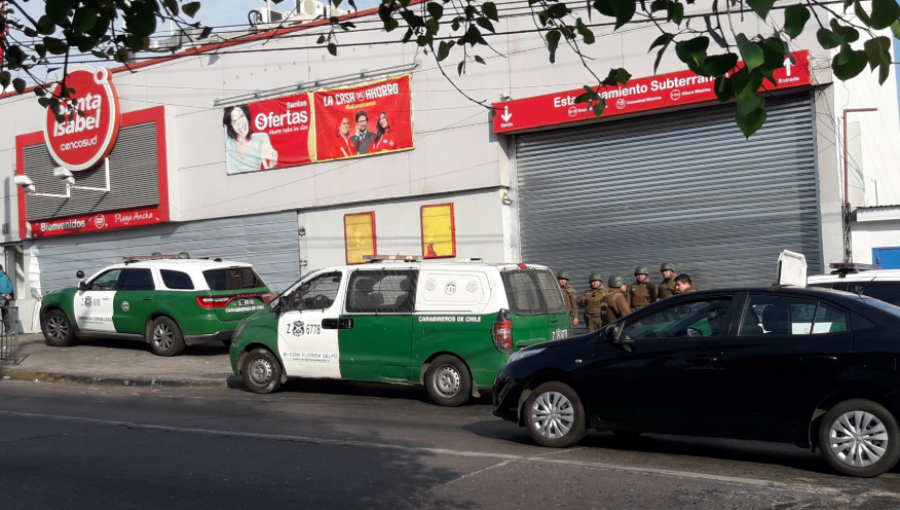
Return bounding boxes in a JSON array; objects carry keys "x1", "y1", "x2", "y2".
[
  {"x1": 818, "y1": 399, "x2": 900, "y2": 477},
  {"x1": 148, "y1": 316, "x2": 186, "y2": 357},
  {"x1": 42, "y1": 310, "x2": 75, "y2": 347},
  {"x1": 524, "y1": 381, "x2": 587, "y2": 448},
  {"x1": 425, "y1": 355, "x2": 472, "y2": 407},
  {"x1": 241, "y1": 347, "x2": 283, "y2": 394}
]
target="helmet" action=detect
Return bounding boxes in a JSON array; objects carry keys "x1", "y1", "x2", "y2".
[
  {"x1": 589, "y1": 273, "x2": 602, "y2": 282},
  {"x1": 634, "y1": 266, "x2": 649, "y2": 276},
  {"x1": 607, "y1": 275, "x2": 626, "y2": 288},
  {"x1": 556, "y1": 271, "x2": 570, "y2": 280},
  {"x1": 660, "y1": 262, "x2": 675, "y2": 272}
]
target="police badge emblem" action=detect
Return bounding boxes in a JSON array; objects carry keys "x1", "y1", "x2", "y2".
[{"x1": 292, "y1": 321, "x2": 305, "y2": 336}]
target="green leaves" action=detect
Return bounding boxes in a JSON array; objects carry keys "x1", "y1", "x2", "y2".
[
  {"x1": 832, "y1": 45, "x2": 868, "y2": 80},
  {"x1": 43, "y1": 37, "x2": 68, "y2": 56},
  {"x1": 736, "y1": 107, "x2": 767, "y2": 139},
  {"x1": 736, "y1": 34, "x2": 764, "y2": 71},
  {"x1": 12, "y1": 77, "x2": 26, "y2": 95},
  {"x1": 864, "y1": 36, "x2": 892, "y2": 84},
  {"x1": 0, "y1": 72, "x2": 10, "y2": 90},
  {"x1": 576, "y1": 19, "x2": 596, "y2": 44},
  {"x1": 674, "y1": 36, "x2": 708, "y2": 72},
  {"x1": 817, "y1": 28, "x2": 842, "y2": 49},
  {"x1": 593, "y1": 0, "x2": 637, "y2": 29},
  {"x1": 182, "y1": 2, "x2": 202, "y2": 18},
  {"x1": 427, "y1": 2, "x2": 443, "y2": 20},
  {"x1": 746, "y1": 0, "x2": 775, "y2": 19},
  {"x1": 483, "y1": 2, "x2": 499, "y2": 21},
  {"x1": 783, "y1": 5, "x2": 810, "y2": 39},
  {"x1": 437, "y1": 41, "x2": 455, "y2": 62},
  {"x1": 546, "y1": 30, "x2": 561, "y2": 64},
  {"x1": 870, "y1": 0, "x2": 900, "y2": 30}
]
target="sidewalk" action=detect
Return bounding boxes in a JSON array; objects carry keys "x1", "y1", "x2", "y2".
[{"x1": 0, "y1": 333, "x2": 239, "y2": 388}]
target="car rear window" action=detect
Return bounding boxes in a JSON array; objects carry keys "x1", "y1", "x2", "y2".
[
  {"x1": 161, "y1": 270, "x2": 194, "y2": 290},
  {"x1": 501, "y1": 268, "x2": 565, "y2": 316},
  {"x1": 203, "y1": 267, "x2": 265, "y2": 291}
]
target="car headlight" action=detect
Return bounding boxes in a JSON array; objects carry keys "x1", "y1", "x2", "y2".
[{"x1": 507, "y1": 348, "x2": 545, "y2": 365}]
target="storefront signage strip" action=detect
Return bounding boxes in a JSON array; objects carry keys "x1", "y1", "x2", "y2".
[
  {"x1": 30, "y1": 206, "x2": 163, "y2": 238},
  {"x1": 491, "y1": 50, "x2": 812, "y2": 134}
]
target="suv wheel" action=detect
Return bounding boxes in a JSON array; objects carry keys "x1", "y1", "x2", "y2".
[
  {"x1": 425, "y1": 355, "x2": 471, "y2": 407},
  {"x1": 148, "y1": 317, "x2": 186, "y2": 357},
  {"x1": 524, "y1": 381, "x2": 587, "y2": 448},
  {"x1": 42, "y1": 310, "x2": 75, "y2": 347},
  {"x1": 818, "y1": 399, "x2": 900, "y2": 477},
  {"x1": 241, "y1": 347, "x2": 282, "y2": 394}
]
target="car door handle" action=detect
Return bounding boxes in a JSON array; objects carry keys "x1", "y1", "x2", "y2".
[
  {"x1": 686, "y1": 356, "x2": 717, "y2": 365},
  {"x1": 143, "y1": 297, "x2": 154, "y2": 301},
  {"x1": 800, "y1": 355, "x2": 839, "y2": 365}
]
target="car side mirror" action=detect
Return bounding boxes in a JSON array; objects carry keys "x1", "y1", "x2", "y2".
[{"x1": 78, "y1": 281, "x2": 88, "y2": 291}]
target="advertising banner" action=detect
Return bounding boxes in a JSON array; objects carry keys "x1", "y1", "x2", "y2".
[
  {"x1": 492, "y1": 50, "x2": 812, "y2": 134},
  {"x1": 223, "y1": 94, "x2": 313, "y2": 175},
  {"x1": 222, "y1": 75, "x2": 413, "y2": 175},
  {"x1": 313, "y1": 75, "x2": 413, "y2": 162},
  {"x1": 31, "y1": 206, "x2": 164, "y2": 238}
]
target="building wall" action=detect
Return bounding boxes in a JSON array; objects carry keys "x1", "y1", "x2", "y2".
[
  {"x1": 297, "y1": 188, "x2": 511, "y2": 274},
  {"x1": 851, "y1": 221, "x2": 900, "y2": 264}
]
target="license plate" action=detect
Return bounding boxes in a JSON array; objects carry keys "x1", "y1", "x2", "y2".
[{"x1": 237, "y1": 299, "x2": 255, "y2": 306}]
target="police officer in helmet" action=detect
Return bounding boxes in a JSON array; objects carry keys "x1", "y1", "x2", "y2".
[
  {"x1": 600, "y1": 275, "x2": 631, "y2": 326},
  {"x1": 629, "y1": 266, "x2": 657, "y2": 311},
  {"x1": 657, "y1": 262, "x2": 677, "y2": 301},
  {"x1": 577, "y1": 273, "x2": 607, "y2": 332},
  {"x1": 557, "y1": 271, "x2": 579, "y2": 327}
]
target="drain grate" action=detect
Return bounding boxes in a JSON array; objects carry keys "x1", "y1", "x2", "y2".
[
  {"x1": 0, "y1": 354, "x2": 28, "y2": 366},
  {"x1": 201, "y1": 372, "x2": 233, "y2": 380}
]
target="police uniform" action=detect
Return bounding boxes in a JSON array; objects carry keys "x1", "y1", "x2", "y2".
[
  {"x1": 677, "y1": 285, "x2": 698, "y2": 294},
  {"x1": 600, "y1": 276, "x2": 631, "y2": 326},
  {"x1": 657, "y1": 263, "x2": 678, "y2": 301},
  {"x1": 561, "y1": 284, "x2": 578, "y2": 323},
  {"x1": 629, "y1": 266, "x2": 657, "y2": 311},
  {"x1": 577, "y1": 274, "x2": 607, "y2": 332}
]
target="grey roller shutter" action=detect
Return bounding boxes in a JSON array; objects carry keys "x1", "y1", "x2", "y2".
[
  {"x1": 515, "y1": 94, "x2": 821, "y2": 293},
  {"x1": 24, "y1": 122, "x2": 160, "y2": 221},
  {"x1": 33, "y1": 211, "x2": 300, "y2": 293}
]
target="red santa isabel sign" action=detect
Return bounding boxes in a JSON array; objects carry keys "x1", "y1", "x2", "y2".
[
  {"x1": 43, "y1": 65, "x2": 121, "y2": 171},
  {"x1": 492, "y1": 50, "x2": 812, "y2": 134}
]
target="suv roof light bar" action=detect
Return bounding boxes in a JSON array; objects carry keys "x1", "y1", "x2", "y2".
[
  {"x1": 362, "y1": 255, "x2": 421, "y2": 263},
  {"x1": 829, "y1": 262, "x2": 881, "y2": 276},
  {"x1": 122, "y1": 252, "x2": 192, "y2": 261}
]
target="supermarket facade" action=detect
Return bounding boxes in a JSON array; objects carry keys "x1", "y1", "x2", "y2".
[{"x1": 1, "y1": 2, "x2": 900, "y2": 332}]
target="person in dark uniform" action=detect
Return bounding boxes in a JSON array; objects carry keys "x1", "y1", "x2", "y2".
[
  {"x1": 675, "y1": 274, "x2": 697, "y2": 294},
  {"x1": 600, "y1": 275, "x2": 631, "y2": 326},
  {"x1": 577, "y1": 273, "x2": 606, "y2": 332},
  {"x1": 657, "y1": 262, "x2": 677, "y2": 301},
  {"x1": 629, "y1": 266, "x2": 657, "y2": 311},
  {"x1": 557, "y1": 271, "x2": 579, "y2": 327}
]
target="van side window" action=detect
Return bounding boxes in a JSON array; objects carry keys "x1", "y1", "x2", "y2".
[
  {"x1": 501, "y1": 270, "x2": 544, "y2": 315},
  {"x1": 346, "y1": 270, "x2": 417, "y2": 314},
  {"x1": 289, "y1": 272, "x2": 342, "y2": 311}
]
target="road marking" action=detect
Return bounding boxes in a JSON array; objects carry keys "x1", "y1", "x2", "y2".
[{"x1": 1, "y1": 408, "x2": 897, "y2": 498}]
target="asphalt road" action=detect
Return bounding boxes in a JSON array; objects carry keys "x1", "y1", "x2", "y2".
[{"x1": 2, "y1": 379, "x2": 900, "y2": 510}]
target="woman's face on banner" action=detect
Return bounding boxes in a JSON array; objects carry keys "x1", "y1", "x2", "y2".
[
  {"x1": 379, "y1": 113, "x2": 389, "y2": 129},
  {"x1": 339, "y1": 117, "x2": 350, "y2": 136},
  {"x1": 230, "y1": 108, "x2": 250, "y2": 139}
]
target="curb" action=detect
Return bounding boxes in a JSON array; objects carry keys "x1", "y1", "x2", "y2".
[{"x1": 0, "y1": 368, "x2": 238, "y2": 389}]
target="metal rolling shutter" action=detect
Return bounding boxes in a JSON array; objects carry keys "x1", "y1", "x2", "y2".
[
  {"x1": 515, "y1": 94, "x2": 821, "y2": 293},
  {"x1": 33, "y1": 211, "x2": 301, "y2": 293},
  {"x1": 24, "y1": 122, "x2": 160, "y2": 221}
]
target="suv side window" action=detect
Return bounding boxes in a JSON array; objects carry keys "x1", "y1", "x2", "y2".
[
  {"x1": 289, "y1": 272, "x2": 342, "y2": 311},
  {"x1": 738, "y1": 295, "x2": 848, "y2": 336},
  {"x1": 90, "y1": 269, "x2": 122, "y2": 291},
  {"x1": 118, "y1": 269, "x2": 155, "y2": 291},
  {"x1": 160, "y1": 270, "x2": 195, "y2": 290},
  {"x1": 345, "y1": 270, "x2": 417, "y2": 314},
  {"x1": 622, "y1": 297, "x2": 734, "y2": 339}
]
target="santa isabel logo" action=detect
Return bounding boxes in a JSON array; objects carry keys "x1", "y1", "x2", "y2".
[{"x1": 43, "y1": 65, "x2": 120, "y2": 172}]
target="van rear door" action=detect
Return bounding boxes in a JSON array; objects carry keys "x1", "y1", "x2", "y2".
[{"x1": 500, "y1": 268, "x2": 570, "y2": 349}]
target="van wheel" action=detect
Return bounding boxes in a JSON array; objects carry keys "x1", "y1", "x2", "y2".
[
  {"x1": 241, "y1": 348, "x2": 283, "y2": 394},
  {"x1": 818, "y1": 399, "x2": 900, "y2": 477},
  {"x1": 524, "y1": 381, "x2": 587, "y2": 448},
  {"x1": 42, "y1": 310, "x2": 75, "y2": 347},
  {"x1": 425, "y1": 355, "x2": 471, "y2": 407},
  {"x1": 148, "y1": 317, "x2": 186, "y2": 357}
]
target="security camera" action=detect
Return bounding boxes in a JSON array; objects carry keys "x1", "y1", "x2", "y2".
[
  {"x1": 13, "y1": 175, "x2": 35, "y2": 192},
  {"x1": 54, "y1": 167, "x2": 75, "y2": 186}
]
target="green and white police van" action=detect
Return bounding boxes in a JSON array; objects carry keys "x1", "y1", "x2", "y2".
[
  {"x1": 40, "y1": 254, "x2": 274, "y2": 356},
  {"x1": 230, "y1": 256, "x2": 571, "y2": 406}
]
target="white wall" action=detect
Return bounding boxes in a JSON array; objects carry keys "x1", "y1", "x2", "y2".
[
  {"x1": 852, "y1": 221, "x2": 900, "y2": 264},
  {"x1": 297, "y1": 188, "x2": 511, "y2": 274}
]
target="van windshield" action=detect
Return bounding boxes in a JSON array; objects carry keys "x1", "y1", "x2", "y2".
[{"x1": 501, "y1": 268, "x2": 567, "y2": 316}]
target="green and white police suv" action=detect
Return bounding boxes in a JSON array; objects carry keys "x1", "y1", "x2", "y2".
[
  {"x1": 40, "y1": 254, "x2": 274, "y2": 356},
  {"x1": 230, "y1": 256, "x2": 571, "y2": 406}
]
